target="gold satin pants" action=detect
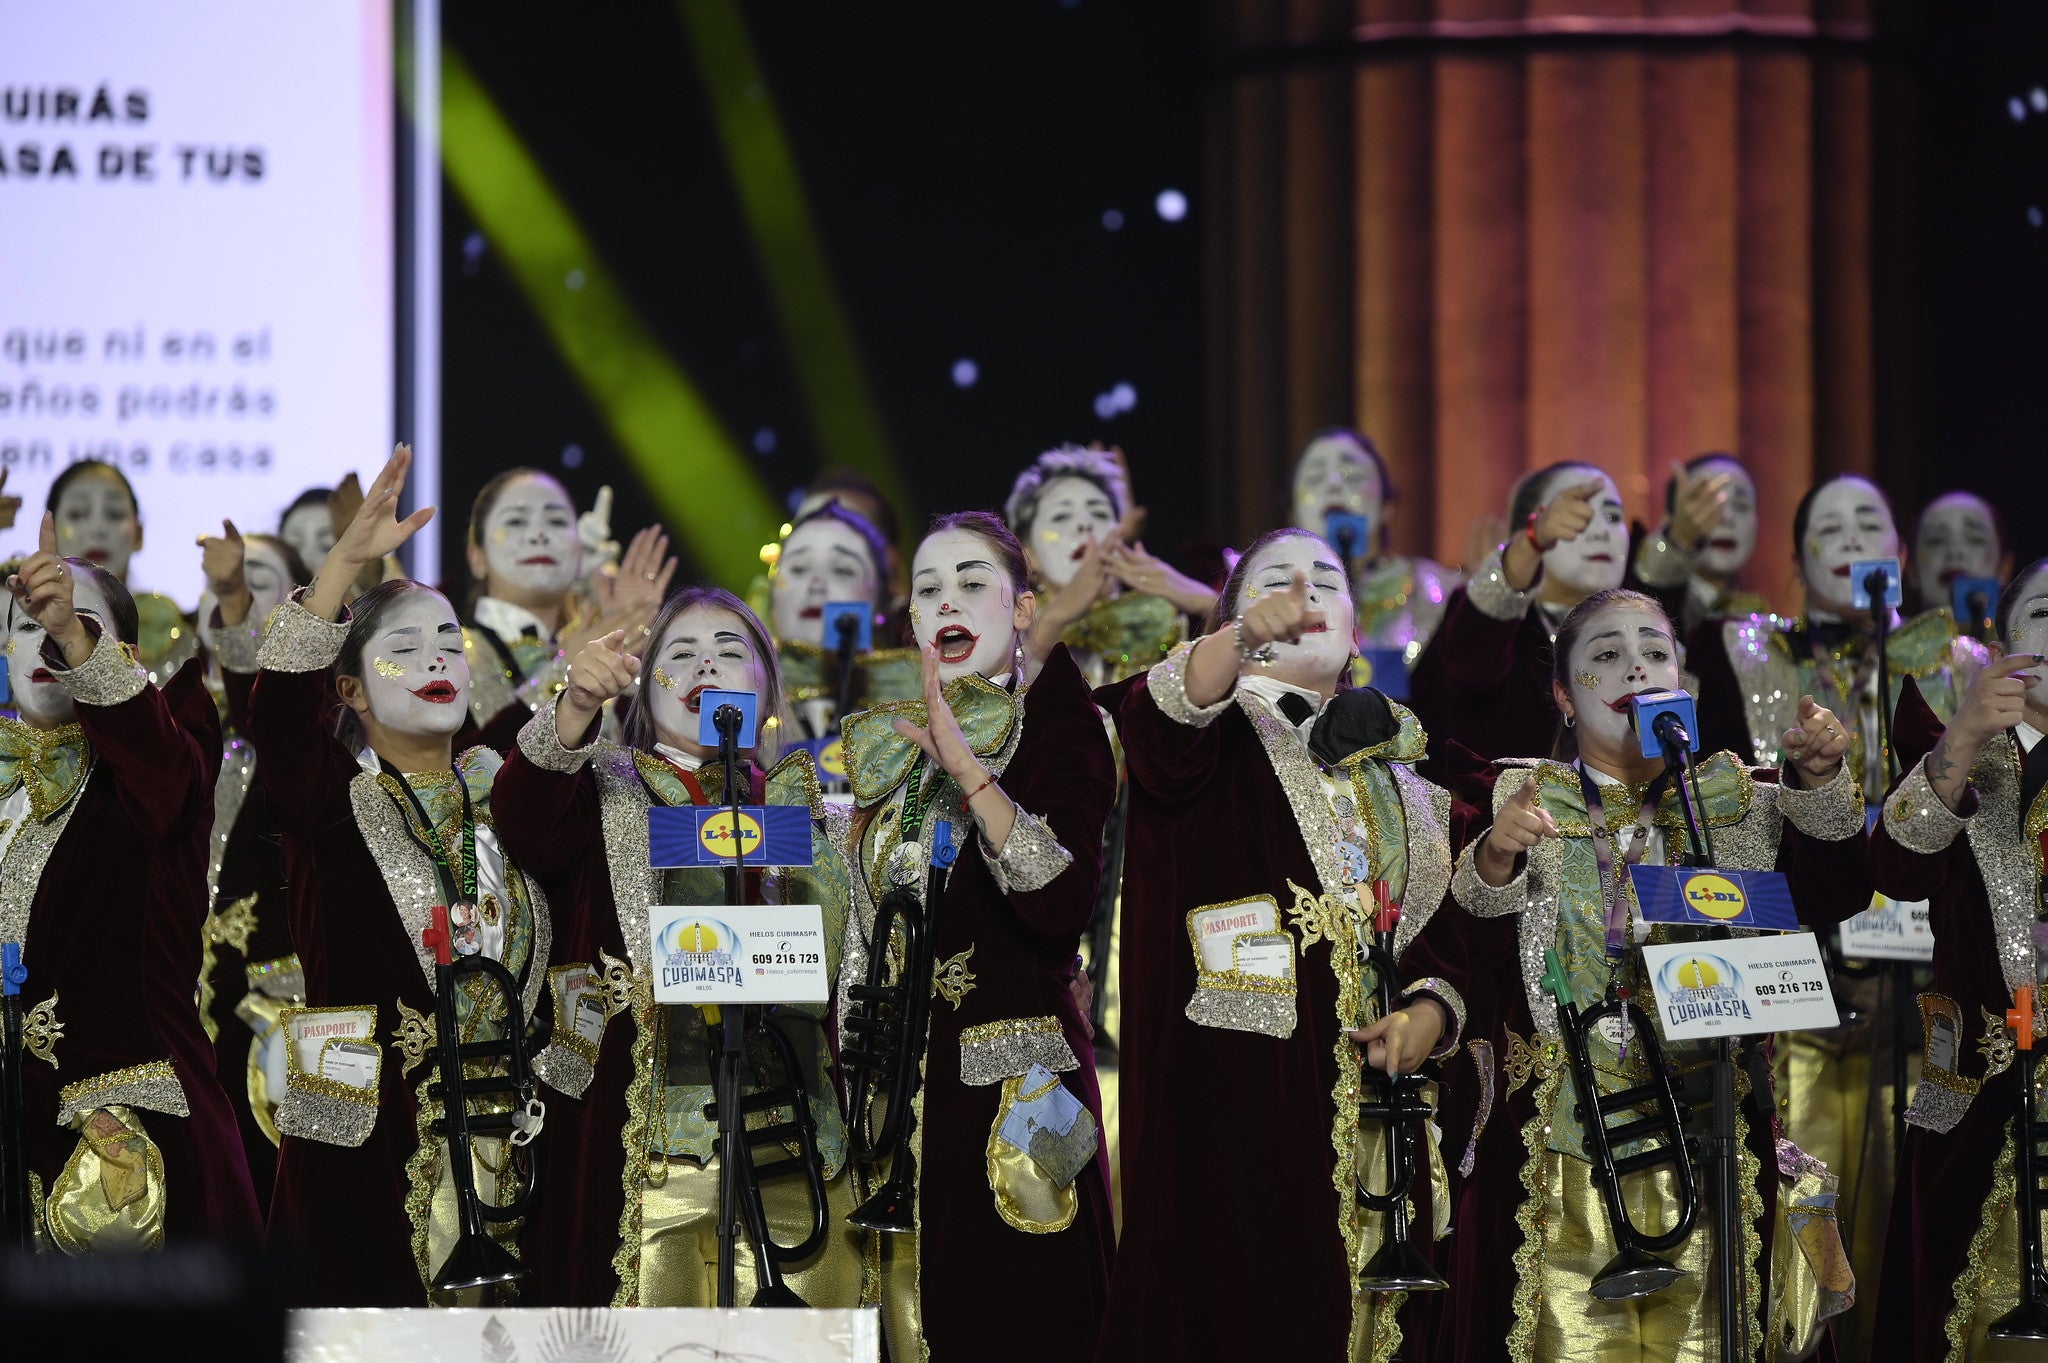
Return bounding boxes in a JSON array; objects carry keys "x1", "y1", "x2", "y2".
[{"x1": 639, "y1": 1156, "x2": 864, "y2": 1308}]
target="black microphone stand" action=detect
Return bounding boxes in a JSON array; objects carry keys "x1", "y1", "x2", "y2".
[
  {"x1": 712, "y1": 701, "x2": 750, "y2": 1309},
  {"x1": 831, "y1": 613, "x2": 860, "y2": 735},
  {"x1": 1864, "y1": 567, "x2": 1911, "y2": 1180},
  {"x1": 1654, "y1": 713, "x2": 1744, "y2": 1363}
]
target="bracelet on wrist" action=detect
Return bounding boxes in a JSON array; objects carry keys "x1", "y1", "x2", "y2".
[
  {"x1": 963, "y1": 769, "x2": 1000, "y2": 803},
  {"x1": 1524, "y1": 510, "x2": 1548, "y2": 553},
  {"x1": 1232, "y1": 618, "x2": 1274, "y2": 668}
]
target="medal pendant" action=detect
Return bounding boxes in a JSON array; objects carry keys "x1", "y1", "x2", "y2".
[
  {"x1": 449, "y1": 901, "x2": 484, "y2": 956},
  {"x1": 889, "y1": 841, "x2": 926, "y2": 886}
]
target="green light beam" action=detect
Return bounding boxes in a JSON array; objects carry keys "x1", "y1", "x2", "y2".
[{"x1": 438, "y1": 45, "x2": 781, "y2": 585}]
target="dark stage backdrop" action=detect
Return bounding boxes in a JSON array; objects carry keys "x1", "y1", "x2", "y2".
[{"x1": 438, "y1": 1, "x2": 1204, "y2": 594}]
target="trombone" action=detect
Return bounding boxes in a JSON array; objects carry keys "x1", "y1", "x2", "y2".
[
  {"x1": 420, "y1": 906, "x2": 548, "y2": 1303},
  {"x1": 842, "y1": 821, "x2": 957, "y2": 1234},
  {"x1": 1353, "y1": 883, "x2": 1447, "y2": 1294},
  {"x1": 1540, "y1": 948, "x2": 1701, "y2": 1301}
]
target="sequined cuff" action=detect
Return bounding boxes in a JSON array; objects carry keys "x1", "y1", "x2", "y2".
[
  {"x1": 515, "y1": 650, "x2": 570, "y2": 711},
  {"x1": 256, "y1": 593, "x2": 349, "y2": 673},
  {"x1": 981, "y1": 806, "x2": 1073, "y2": 895},
  {"x1": 48, "y1": 627, "x2": 148, "y2": 707},
  {"x1": 958, "y1": 1015, "x2": 1079, "y2": 1086},
  {"x1": 531, "y1": 1040, "x2": 596, "y2": 1099},
  {"x1": 1143, "y1": 640, "x2": 1234, "y2": 728},
  {"x1": 1465, "y1": 549, "x2": 1534, "y2": 623},
  {"x1": 1451, "y1": 843, "x2": 1527, "y2": 919},
  {"x1": 1632, "y1": 526, "x2": 1694, "y2": 590},
  {"x1": 209, "y1": 610, "x2": 264, "y2": 675},
  {"x1": 56, "y1": 1060, "x2": 190, "y2": 1126},
  {"x1": 1401, "y1": 978, "x2": 1466, "y2": 1057},
  {"x1": 517, "y1": 697, "x2": 599, "y2": 773},
  {"x1": 245, "y1": 953, "x2": 306, "y2": 1002},
  {"x1": 275, "y1": 1083, "x2": 379, "y2": 1147},
  {"x1": 1882, "y1": 759, "x2": 1971, "y2": 855},
  {"x1": 1776, "y1": 759, "x2": 1866, "y2": 843}
]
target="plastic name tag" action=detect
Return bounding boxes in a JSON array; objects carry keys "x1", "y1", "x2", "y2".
[
  {"x1": 1838, "y1": 895, "x2": 1935, "y2": 962},
  {"x1": 648, "y1": 804, "x2": 816, "y2": 868},
  {"x1": 648, "y1": 903, "x2": 830, "y2": 1005},
  {"x1": 1627, "y1": 865, "x2": 1798, "y2": 931},
  {"x1": 1640, "y1": 932, "x2": 1839, "y2": 1040}
]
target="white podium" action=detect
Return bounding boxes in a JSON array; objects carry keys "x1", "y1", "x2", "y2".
[{"x1": 289, "y1": 1307, "x2": 881, "y2": 1363}]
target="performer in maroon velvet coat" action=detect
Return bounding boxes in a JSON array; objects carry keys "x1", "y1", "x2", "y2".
[
  {"x1": 1408, "y1": 461, "x2": 1728, "y2": 779},
  {"x1": 1865, "y1": 558, "x2": 2048, "y2": 1359},
  {"x1": 2, "y1": 514, "x2": 259, "y2": 1249},
  {"x1": 1428, "y1": 590, "x2": 1867, "y2": 1363},
  {"x1": 458, "y1": 468, "x2": 673, "y2": 754},
  {"x1": 194, "y1": 523, "x2": 312, "y2": 1211},
  {"x1": 495, "y1": 586, "x2": 862, "y2": 1309},
  {"x1": 836, "y1": 511, "x2": 1117, "y2": 1362},
  {"x1": 243, "y1": 447, "x2": 566, "y2": 1305},
  {"x1": 1095, "y1": 527, "x2": 1481, "y2": 1363}
]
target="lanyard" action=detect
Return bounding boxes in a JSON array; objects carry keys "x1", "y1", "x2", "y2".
[
  {"x1": 384, "y1": 762, "x2": 478, "y2": 910},
  {"x1": 1580, "y1": 766, "x2": 1674, "y2": 959}
]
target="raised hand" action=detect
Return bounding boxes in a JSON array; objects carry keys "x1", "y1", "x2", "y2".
[
  {"x1": 309, "y1": 444, "x2": 435, "y2": 621},
  {"x1": 555, "y1": 628, "x2": 641, "y2": 747},
  {"x1": 893, "y1": 642, "x2": 1016, "y2": 847},
  {"x1": 570, "y1": 525, "x2": 676, "y2": 658},
  {"x1": 577, "y1": 484, "x2": 620, "y2": 569},
  {"x1": 1349, "y1": 1000, "x2": 1446, "y2": 1077},
  {"x1": 1780, "y1": 694, "x2": 1852, "y2": 787},
  {"x1": 1105, "y1": 541, "x2": 1219, "y2": 616},
  {"x1": 7, "y1": 513, "x2": 90, "y2": 665},
  {"x1": 1926, "y1": 650, "x2": 2042, "y2": 812},
  {"x1": 1237, "y1": 569, "x2": 1325, "y2": 653},
  {"x1": 1666, "y1": 462, "x2": 1737, "y2": 553},
  {"x1": 199, "y1": 519, "x2": 254, "y2": 627},
  {"x1": 1532, "y1": 479, "x2": 1605, "y2": 552},
  {"x1": 1477, "y1": 774, "x2": 1557, "y2": 886}
]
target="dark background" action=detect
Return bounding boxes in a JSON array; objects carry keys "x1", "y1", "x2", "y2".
[{"x1": 438, "y1": 1, "x2": 2044, "y2": 591}]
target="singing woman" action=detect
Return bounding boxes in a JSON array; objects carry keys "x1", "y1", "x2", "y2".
[
  {"x1": 1864, "y1": 559, "x2": 2048, "y2": 1358},
  {"x1": 2, "y1": 513, "x2": 259, "y2": 1249},
  {"x1": 836, "y1": 511, "x2": 1116, "y2": 1361},
  {"x1": 767, "y1": 499, "x2": 919, "y2": 742},
  {"x1": 194, "y1": 521, "x2": 312, "y2": 1208},
  {"x1": 245, "y1": 446, "x2": 564, "y2": 1304},
  {"x1": 1438, "y1": 588, "x2": 1867, "y2": 1361},
  {"x1": 493, "y1": 585, "x2": 862, "y2": 1308},
  {"x1": 46, "y1": 458, "x2": 198, "y2": 683},
  {"x1": 460, "y1": 467, "x2": 673, "y2": 753}
]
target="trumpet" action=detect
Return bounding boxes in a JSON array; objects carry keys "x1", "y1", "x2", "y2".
[
  {"x1": 700, "y1": 1014, "x2": 833, "y2": 1306},
  {"x1": 2, "y1": 943, "x2": 28, "y2": 1249},
  {"x1": 1990, "y1": 985, "x2": 2048, "y2": 1340},
  {"x1": 1540, "y1": 948, "x2": 1701, "y2": 1301},
  {"x1": 1353, "y1": 882, "x2": 1448, "y2": 1294},
  {"x1": 420, "y1": 906, "x2": 548, "y2": 1303},
  {"x1": 842, "y1": 820, "x2": 958, "y2": 1234}
]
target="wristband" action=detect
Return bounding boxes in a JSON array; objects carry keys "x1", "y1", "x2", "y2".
[
  {"x1": 1232, "y1": 619, "x2": 1275, "y2": 668},
  {"x1": 1525, "y1": 510, "x2": 1547, "y2": 553},
  {"x1": 963, "y1": 770, "x2": 999, "y2": 803}
]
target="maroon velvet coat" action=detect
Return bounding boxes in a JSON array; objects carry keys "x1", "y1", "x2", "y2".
[
  {"x1": 1425, "y1": 758, "x2": 1871, "y2": 1363},
  {"x1": 871, "y1": 644, "x2": 1118, "y2": 1361},
  {"x1": 490, "y1": 745, "x2": 767, "y2": 1307},
  {"x1": 14, "y1": 652, "x2": 259, "y2": 1241},
  {"x1": 247, "y1": 659, "x2": 544, "y2": 1306},
  {"x1": 1093, "y1": 669, "x2": 1483, "y2": 1363},
  {"x1": 202, "y1": 664, "x2": 296, "y2": 1210},
  {"x1": 1865, "y1": 681, "x2": 2031, "y2": 1362}
]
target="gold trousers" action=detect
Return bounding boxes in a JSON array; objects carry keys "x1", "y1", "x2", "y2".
[{"x1": 639, "y1": 1156, "x2": 863, "y2": 1308}]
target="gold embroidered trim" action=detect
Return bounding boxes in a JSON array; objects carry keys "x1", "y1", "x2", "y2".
[
  {"x1": 611, "y1": 970, "x2": 657, "y2": 1307},
  {"x1": 56, "y1": 1059, "x2": 188, "y2": 1125},
  {"x1": 931, "y1": 945, "x2": 977, "y2": 1008},
  {"x1": 1980, "y1": 1006, "x2": 2018, "y2": 1079},
  {"x1": 958, "y1": 1015, "x2": 1077, "y2": 1086},
  {"x1": 23, "y1": 993, "x2": 61, "y2": 1066},
  {"x1": 1501, "y1": 1027, "x2": 1563, "y2": 1097},
  {"x1": 390, "y1": 999, "x2": 436, "y2": 1077},
  {"x1": 1946, "y1": 1130, "x2": 2019, "y2": 1360}
]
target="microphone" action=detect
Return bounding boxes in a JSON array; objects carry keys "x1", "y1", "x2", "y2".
[
  {"x1": 1850, "y1": 556, "x2": 1902, "y2": 614},
  {"x1": 833, "y1": 613, "x2": 858, "y2": 647},
  {"x1": 1325, "y1": 512, "x2": 1370, "y2": 564},
  {"x1": 714, "y1": 702, "x2": 745, "y2": 742},
  {"x1": 1627, "y1": 689, "x2": 1701, "y2": 762}
]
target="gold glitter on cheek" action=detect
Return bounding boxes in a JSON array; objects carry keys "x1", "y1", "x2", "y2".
[
  {"x1": 651, "y1": 664, "x2": 678, "y2": 691},
  {"x1": 1575, "y1": 671, "x2": 1601, "y2": 689},
  {"x1": 907, "y1": 605, "x2": 922, "y2": 624},
  {"x1": 373, "y1": 657, "x2": 405, "y2": 679},
  {"x1": 1039, "y1": 530, "x2": 1060, "y2": 544}
]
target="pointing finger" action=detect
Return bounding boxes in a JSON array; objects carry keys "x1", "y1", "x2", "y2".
[{"x1": 38, "y1": 510, "x2": 57, "y2": 556}]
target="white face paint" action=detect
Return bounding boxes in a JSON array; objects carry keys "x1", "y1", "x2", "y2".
[
  {"x1": 358, "y1": 592, "x2": 469, "y2": 738},
  {"x1": 771, "y1": 518, "x2": 880, "y2": 647},
  {"x1": 1029, "y1": 476, "x2": 1120, "y2": 588},
  {"x1": 646, "y1": 605, "x2": 769, "y2": 754},
  {"x1": 1691, "y1": 460, "x2": 1758, "y2": 580},
  {"x1": 1237, "y1": 533, "x2": 1356, "y2": 691},
  {"x1": 198, "y1": 539, "x2": 297, "y2": 655},
  {"x1": 280, "y1": 501, "x2": 336, "y2": 570},
  {"x1": 5, "y1": 570, "x2": 116, "y2": 727},
  {"x1": 1562, "y1": 601, "x2": 1684, "y2": 759},
  {"x1": 52, "y1": 469, "x2": 139, "y2": 580},
  {"x1": 1916, "y1": 492, "x2": 2002, "y2": 591},
  {"x1": 2005, "y1": 566, "x2": 2048, "y2": 711},
  {"x1": 1541, "y1": 470, "x2": 1628, "y2": 599},
  {"x1": 1291, "y1": 434, "x2": 1385, "y2": 540},
  {"x1": 480, "y1": 474, "x2": 581, "y2": 603},
  {"x1": 910, "y1": 529, "x2": 1026, "y2": 682},
  {"x1": 1801, "y1": 476, "x2": 1899, "y2": 616}
]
